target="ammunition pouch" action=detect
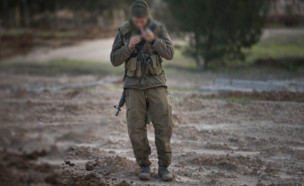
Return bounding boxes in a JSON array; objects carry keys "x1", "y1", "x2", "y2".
[
  {"x1": 126, "y1": 57, "x2": 137, "y2": 77},
  {"x1": 126, "y1": 54, "x2": 163, "y2": 78},
  {"x1": 120, "y1": 20, "x2": 163, "y2": 79}
]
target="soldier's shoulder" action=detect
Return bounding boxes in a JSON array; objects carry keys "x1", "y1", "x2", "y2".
[
  {"x1": 151, "y1": 20, "x2": 163, "y2": 28},
  {"x1": 119, "y1": 21, "x2": 131, "y2": 36},
  {"x1": 151, "y1": 20, "x2": 166, "y2": 34}
]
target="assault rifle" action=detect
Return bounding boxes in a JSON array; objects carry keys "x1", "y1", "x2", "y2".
[
  {"x1": 114, "y1": 90, "x2": 126, "y2": 116},
  {"x1": 114, "y1": 22, "x2": 157, "y2": 116},
  {"x1": 114, "y1": 39, "x2": 146, "y2": 116}
]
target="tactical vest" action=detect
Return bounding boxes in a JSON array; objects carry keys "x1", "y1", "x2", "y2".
[{"x1": 119, "y1": 21, "x2": 163, "y2": 79}]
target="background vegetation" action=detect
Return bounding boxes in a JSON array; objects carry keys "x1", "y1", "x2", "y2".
[{"x1": 1, "y1": 0, "x2": 304, "y2": 71}]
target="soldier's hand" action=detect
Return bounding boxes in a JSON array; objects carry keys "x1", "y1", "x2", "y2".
[
  {"x1": 141, "y1": 28, "x2": 155, "y2": 43},
  {"x1": 128, "y1": 36, "x2": 141, "y2": 49}
]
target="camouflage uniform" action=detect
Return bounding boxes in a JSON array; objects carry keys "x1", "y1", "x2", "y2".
[{"x1": 110, "y1": 19, "x2": 174, "y2": 167}]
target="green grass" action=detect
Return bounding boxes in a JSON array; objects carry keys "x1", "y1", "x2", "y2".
[
  {"x1": 0, "y1": 59, "x2": 124, "y2": 77},
  {"x1": 204, "y1": 96, "x2": 258, "y2": 103},
  {"x1": 1, "y1": 29, "x2": 81, "y2": 38},
  {"x1": 163, "y1": 46, "x2": 198, "y2": 71},
  {"x1": 169, "y1": 30, "x2": 304, "y2": 72},
  {"x1": 1, "y1": 29, "x2": 303, "y2": 80},
  {"x1": 223, "y1": 96, "x2": 257, "y2": 102},
  {"x1": 168, "y1": 87, "x2": 195, "y2": 92},
  {"x1": 244, "y1": 33, "x2": 304, "y2": 71},
  {"x1": 250, "y1": 45, "x2": 304, "y2": 58},
  {"x1": 248, "y1": 34, "x2": 304, "y2": 60}
]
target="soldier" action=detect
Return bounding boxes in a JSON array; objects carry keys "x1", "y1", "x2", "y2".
[{"x1": 110, "y1": 0, "x2": 174, "y2": 181}]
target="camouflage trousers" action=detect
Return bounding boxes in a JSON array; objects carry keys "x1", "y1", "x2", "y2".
[{"x1": 125, "y1": 87, "x2": 174, "y2": 167}]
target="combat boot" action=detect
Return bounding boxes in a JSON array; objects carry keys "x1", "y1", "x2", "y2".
[
  {"x1": 138, "y1": 166, "x2": 150, "y2": 180},
  {"x1": 158, "y1": 166, "x2": 173, "y2": 181}
]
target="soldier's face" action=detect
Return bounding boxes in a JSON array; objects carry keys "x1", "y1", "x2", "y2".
[{"x1": 132, "y1": 16, "x2": 148, "y2": 29}]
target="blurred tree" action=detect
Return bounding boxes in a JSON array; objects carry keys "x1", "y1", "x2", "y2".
[
  {"x1": 165, "y1": 0, "x2": 267, "y2": 69},
  {"x1": 0, "y1": 0, "x2": 130, "y2": 28}
]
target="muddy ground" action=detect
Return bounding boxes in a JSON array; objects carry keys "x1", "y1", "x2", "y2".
[{"x1": 0, "y1": 68, "x2": 303, "y2": 186}]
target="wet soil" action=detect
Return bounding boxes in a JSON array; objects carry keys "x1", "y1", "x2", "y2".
[
  {"x1": 0, "y1": 72, "x2": 303, "y2": 185},
  {"x1": 203, "y1": 90, "x2": 304, "y2": 102}
]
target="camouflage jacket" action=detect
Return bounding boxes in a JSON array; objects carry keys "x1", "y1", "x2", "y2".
[{"x1": 110, "y1": 19, "x2": 174, "y2": 90}]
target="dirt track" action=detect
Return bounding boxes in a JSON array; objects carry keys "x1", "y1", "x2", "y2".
[
  {"x1": 2, "y1": 28, "x2": 304, "y2": 64},
  {"x1": 0, "y1": 71, "x2": 304, "y2": 186},
  {"x1": 1, "y1": 38, "x2": 114, "y2": 63}
]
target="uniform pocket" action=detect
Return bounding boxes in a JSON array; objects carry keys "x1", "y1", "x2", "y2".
[
  {"x1": 151, "y1": 55, "x2": 163, "y2": 75},
  {"x1": 126, "y1": 57, "x2": 137, "y2": 77}
]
